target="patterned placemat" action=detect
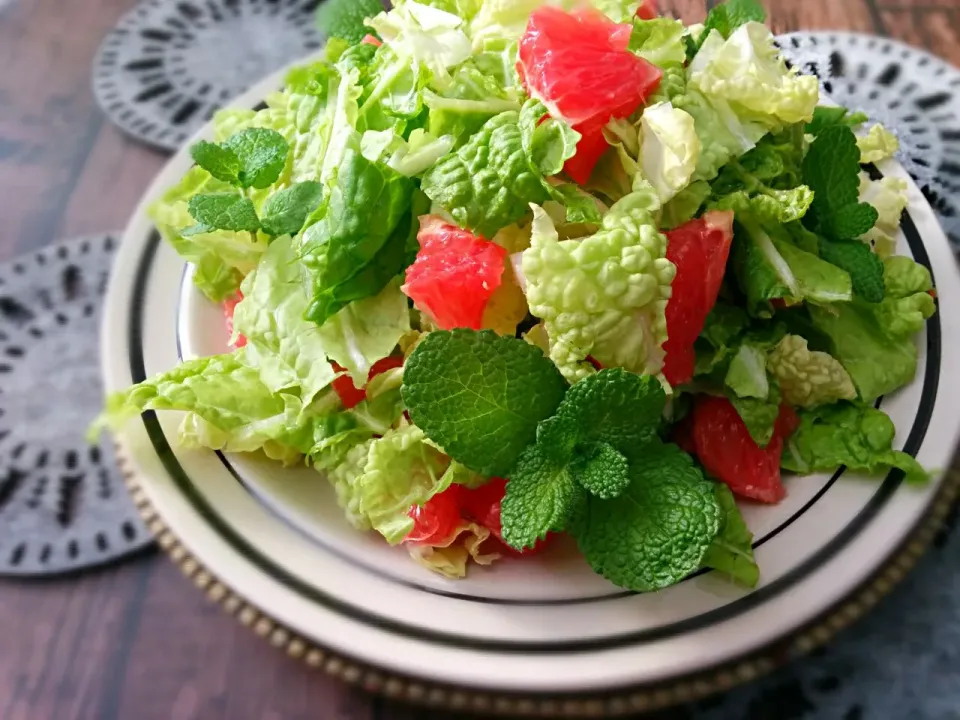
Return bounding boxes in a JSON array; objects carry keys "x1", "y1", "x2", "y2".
[
  {"x1": 778, "y1": 31, "x2": 960, "y2": 250},
  {"x1": 0, "y1": 235, "x2": 151, "y2": 575},
  {"x1": 92, "y1": 0, "x2": 325, "y2": 151}
]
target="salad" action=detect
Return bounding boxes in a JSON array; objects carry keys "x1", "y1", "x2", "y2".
[{"x1": 96, "y1": 0, "x2": 937, "y2": 593}]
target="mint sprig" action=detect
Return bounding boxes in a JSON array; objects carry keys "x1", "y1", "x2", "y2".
[
  {"x1": 402, "y1": 331, "x2": 725, "y2": 591},
  {"x1": 802, "y1": 125, "x2": 883, "y2": 301},
  {"x1": 185, "y1": 129, "x2": 322, "y2": 238},
  {"x1": 401, "y1": 329, "x2": 568, "y2": 477}
]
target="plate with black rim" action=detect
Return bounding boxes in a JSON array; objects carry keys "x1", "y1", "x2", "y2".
[{"x1": 100, "y1": 60, "x2": 960, "y2": 711}]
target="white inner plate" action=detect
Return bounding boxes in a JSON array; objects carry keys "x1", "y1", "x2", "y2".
[{"x1": 101, "y1": 60, "x2": 960, "y2": 697}]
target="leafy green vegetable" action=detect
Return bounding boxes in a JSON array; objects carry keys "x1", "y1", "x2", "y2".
[
  {"x1": 809, "y1": 304, "x2": 919, "y2": 402},
  {"x1": 93, "y1": 351, "x2": 336, "y2": 462},
  {"x1": 766, "y1": 334, "x2": 856, "y2": 408},
  {"x1": 638, "y1": 101, "x2": 701, "y2": 204},
  {"x1": 316, "y1": 0, "x2": 385, "y2": 43},
  {"x1": 355, "y1": 425, "x2": 452, "y2": 543},
  {"x1": 629, "y1": 18, "x2": 687, "y2": 67},
  {"x1": 782, "y1": 403, "x2": 928, "y2": 484},
  {"x1": 260, "y1": 181, "x2": 324, "y2": 237},
  {"x1": 402, "y1": 329, "x2": 568, "y2": 477},
  {"x1": 570, "y1": 442, "x2": 630, "y2": 500},
  {"x1": 186, "y1": 193, "x2": 261, "y2": 234},
  {"x1": 689, "y1": 22, "x2": 818, "y2": 127},
  {"x1": 701, "y1": 483, "x2": 759, "y2": 587},
  {"x1": 857, "y1": 124, "x2": 899, "y2": 164},
  {"x1": 802, "y1": 125, "x2": 879, "y2": 240},
  {"x1": 420, "y1": 100, "x2": 576, "y2": 238},
  {"x1": 859, "y1": 173, "x2": 908, "y2": 258},
  {"x1": 232, "y1": 236, "x2": 337, "y2": 408},
  {"x1": 730, "y1": 391, "x2": 781, "y2": 447},
  {"x1": 222, "y1": 128, "x2": 290, "y2": 189},
  {"x1": 817, "y1": 237, "x2": 885, "y2": 302},
  {"x1": 873, "y1": 256, "x2": 936, "y2": 337},
  {"x1": 522, "y1": 197, "x2": 674, "y2": 381},
  {"x1": 699, "y1": 0, "x2": 766, "y2": 43},
  {"x1": 424, "y1": 63, "x2": 521, "y2": 148},
  {"x1": 190, "y1": 141, "x2": 241, "y2": 184},
  {"x1": 501, "y1": 438, "x2": 582, "y2": 550},
  {"x1": 316, "y1": 279, "x2": 411, "y2": 386},
  {"x1": 149, "y1": 167, "x2": 264, "y2": 300},
  {"x1": 500, "y1": 369, "x2": 667, "y2": 548},
  {"x1": 725, "y1": 343, "x2": 769, "y2": 399},
  {"x1": 299, "y1": 141, "x2": 416, "y2": 325},
  {"x1": 804, "y1": 106, "x2": 867, "y2": 136},
  {"x1": 571, "y1": 443, "x2": 721, "y2": 592}
]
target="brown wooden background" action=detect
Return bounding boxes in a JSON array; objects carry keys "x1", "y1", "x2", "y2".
[{"x1": 0, "y1": 0, "x2": 958, "y2": 718}]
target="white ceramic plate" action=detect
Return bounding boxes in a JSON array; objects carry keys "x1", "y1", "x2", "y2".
[{"x1": 101, "y1": 63, "x2": 960, "y2": 715}]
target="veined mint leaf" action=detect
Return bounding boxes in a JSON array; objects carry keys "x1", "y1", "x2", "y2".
[
  {"x1": 187, "y1": 193, "x2": 260, "y2": 233},
  {"x1": 571, "y1": 443, "x2": 721, "y2": 592},
  {"x1": 555, "y1": 368, "x2": 665, "y2": 463},
  {"x1": 223, "y1": 128, "x2": 289, "y2": 189},
  {"x1": 569, "y1": 442, "x2": 629, "y2": 500},
  {"x1": 501, "y1": 442, "x2": 582, "y2": 551},
  {"x1": 818, "y1": 237, "x2": 884, "y2": 302},
  {"x1": 316, "y1": 0, "x2": 383, "y2": 44},
  {"x1": 401, "y1": 329, "x2": 568, "y2": 477},
  {"x1": 260, "y1": 181, "x2": 324, "y2": 237},
  {"x1": 190, "y1": 140, "x2": 241, "y2": 184}
]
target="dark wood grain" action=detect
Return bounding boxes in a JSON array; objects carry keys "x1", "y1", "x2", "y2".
[{"x1": 1, "y1": 0, "x2": 958, "y2": 718}]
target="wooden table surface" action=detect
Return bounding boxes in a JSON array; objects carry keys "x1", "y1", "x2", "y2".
[{"x1": 1, "y1": 0, "x2": 958, "y2": 718}]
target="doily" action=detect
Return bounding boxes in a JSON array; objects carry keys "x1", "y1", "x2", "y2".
[
  {"x1": 0, "y1": 235, "x2": 151, "y2": 575},
  {"x1": 92, "y1": 0, "x2": 325, "y2": 151},
  {"x1": 778, "y1": 31, "x2": 960, "y2": 250}
]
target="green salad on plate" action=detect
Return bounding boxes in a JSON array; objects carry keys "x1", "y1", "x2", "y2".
[{"x1": 96, "y1": 0, "x2": 936, "y2": 593}]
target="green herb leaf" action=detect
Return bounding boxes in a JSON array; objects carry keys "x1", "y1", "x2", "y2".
[
  {"x1": 402, "y1": 329, "x2": 568, "y2": 477},
  {"x1": 222, "y1": 128, "x2": 290, "y2": 189},
  {"x1": 501, "y1": 441, "x2": 582, "y2": 550},
  {"x1": 260, "y1": 181, "x2": 324, "y2": 237},
  {"x1": 571, "y1": 443, "x2": 721, "y2": 592},
  {"x1": 805, "y1": 106, "x2": 868, "y2": 136},
  {"x1": 187, "y1": 193, "x2": 260, "y2": 233},
  {"x1": 802, "y1": 125, "x2": 878, "y2": 240},
  {"x1": 697, "y1": 0, "x2": 766, "y2": 49},
  {"x1": 701, "y1": 483, "x2": 759, "y2": 587},
  {"x1": 316, "y1": 0, "x2": 384, "y2": 43},
  {"x1": 190, "y1": 141, "x2": 241, "y2": 184},
  {"x1": 569, "y1": 442, "x2": 630, "y2": 500},
  {"x1": 818, "y1": 237, "x2": 885, "y2": 302}
]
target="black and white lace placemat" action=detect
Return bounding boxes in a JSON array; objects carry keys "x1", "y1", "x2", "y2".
[
  {"x1": 0, "y1": 235, "x2": 151, "y2": 576},
  {"x1": 779, "y1": 31, "x2": 960, "y2": 250},
  {"x1": 92, "y1": 0, "x2": 325, "y2": 151}
]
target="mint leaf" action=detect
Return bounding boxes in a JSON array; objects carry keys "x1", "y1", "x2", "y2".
[
  {"x1": 697, "y1": 0, "x2": 766, "y2": 49},
  {"x1": 830, "y1": 202, "x2": 880, "y2": 240},
  {"x1": 701, "y1": 483, "x2": 759, "y2": 587},
  {"x1": 569, "y1": 442, "x2": 629, "y2": 500},
  {"x1": 501, "y1": 443, "x2": 582, "y2": 551},
  {"x1": 316, "y1": 0, "x2": 383, "y2": 43},
  {"x1": 260, "y1": 181, "x2": 324, "y2": 237},
  {"x1": 818, "y1": 237, "x2": 884, "y2": 302},
  {"x1": 554, "y1": 368, "x2": 665, "y2": 463},
  {"x1": 187, "y1": 193, "x2": 260, "y2": 233},
  {"x1": 190, "y1": 141, "x2": 240, "y2": 184},
  {"x1": 802, "y1": 125, "x2": 878, "y2": 241},
  {"x1": 805, "y1": 106, "x2": 868, "y2": 136},
  {"x1": 223, "y1": 128, "x2": 289, "y2": 189},
  {"x1": 571, "y1": 443, "x2": 721, "y2": 592},
  {"x1": 402, "y1": 329, "x2": 568, "y2": 477}
]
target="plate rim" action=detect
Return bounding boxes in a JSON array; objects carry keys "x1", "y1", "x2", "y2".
[{"x1": 101, "y1": 48, "x2": 960, "y2": 714}]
